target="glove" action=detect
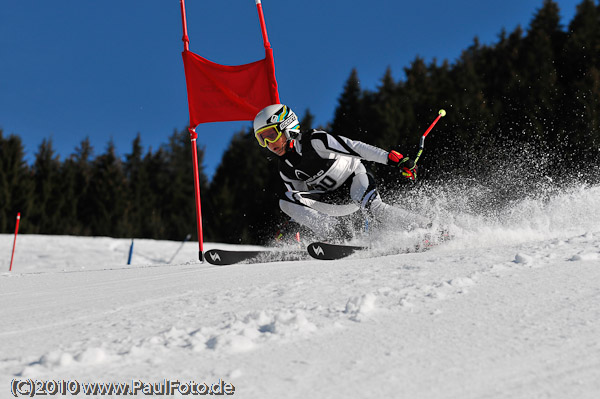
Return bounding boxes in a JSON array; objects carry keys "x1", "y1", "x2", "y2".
[{"x1": 387, "y1": 150, "x2": 417, "y2": 180}]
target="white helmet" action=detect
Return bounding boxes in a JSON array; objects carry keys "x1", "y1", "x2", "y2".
[{"x1": 253, "y1": 104, "x2": 300, "y2": 147}]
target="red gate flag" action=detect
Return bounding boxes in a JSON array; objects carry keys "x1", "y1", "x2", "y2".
[
  {"x1": 179, "y1": 0, "x2": 280, "y2": 261},
  {"x1": 182, "y1": 48, "x2": 279, "y2": 126}
]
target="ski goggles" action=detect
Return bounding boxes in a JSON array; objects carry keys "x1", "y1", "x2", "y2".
[{"x1": 255, "y1": 124, "x2": 284, "y2": 147}]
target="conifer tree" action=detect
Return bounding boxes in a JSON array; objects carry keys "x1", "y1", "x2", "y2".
[
  {"x1": 86, "y1": 140, "x2": 128, "y2": 237},
  {"x1": 300, "y1": 108, "x2": 315, "y2": 131},
  {"x1": 369, "y1": 66, "x2": 404, "y2": 149},
  {"x1": 0, "y1": 132, "x2": 8, "y2": 232},
  {"x1": 445, "y1": 40, "x2": 490, "y2": 169},
  {"x1": 0, "y1": 131, "x2": 33, "y2": 233},
  {"x1": 486, "y1": 26, "x2": 527, "y2": 148},
  {"x1": 160, "y1": 129, "x2": 208, "y2": 241},
  {"x1": 141, "y1": 148, "x2": 169, "y2": 238},
  {"x1": 561, "y1": 0, "x2": 600, "y2": 165},
  {"x1": 70, "y1": 138, "x2": 94, "y2": 235},
  {"x1": 520, "y1": 0, "x2": 564, "y2": 146},
  {"x1": 332, "y1": 69, "x2": 365, "y2": 140},
  {"x1": 56, "y1": 155, "x2": 78, "y2": 234},
  {"x1": 124, "y1": 134, "x2": 146, "y2": 237},
  {"x1": 401, "y1": 57, "x2": 431, "y2": 139},
  {"x1": 207, "y1": 128, "x2": 282, "y2": 244},
  {"x1": 30, "y1": 138, "x2": 63, "y2": 234}
]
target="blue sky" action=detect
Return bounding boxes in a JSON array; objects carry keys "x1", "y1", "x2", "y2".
[{"x1": 0, "y1": 0, "x2": 581, "y2": 180}]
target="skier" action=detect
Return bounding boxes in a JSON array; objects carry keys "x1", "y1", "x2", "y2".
[{"x1": 253, "y1": 104, "x2": 430, "y2": 241}]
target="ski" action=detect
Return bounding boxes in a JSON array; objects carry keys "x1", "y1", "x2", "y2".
[
  {"x1": 204, "y1": 248, "x2": 307, "y2": 266},
  {"x1": 306, "y1": 242, "x2": 368, "y2": 261},
  {"x1": 306, "y1": 235, "x2": 449, "y2": 261},
  {"x1": 205, "y1": 249, "x2": 263, "y2": 265},
  {"x1": 207, "y1": 232, "x2": 450, "y2": 265}
]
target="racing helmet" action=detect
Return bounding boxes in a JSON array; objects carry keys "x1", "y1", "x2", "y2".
[{"x1": 253, "y1": 104, "x2": 300, "y2": 147}]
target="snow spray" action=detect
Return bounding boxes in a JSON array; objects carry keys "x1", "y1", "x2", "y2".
[{"x1": 9, "y1": 213, "x2": 20, "y2": 272}]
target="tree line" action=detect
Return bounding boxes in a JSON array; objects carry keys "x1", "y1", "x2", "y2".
[
  {"x1": 0, "y1": 131, "x2": 208, "y2": 241},
  {"x1": 2, "y1": 0, "x2": 599, "y2": 244}
]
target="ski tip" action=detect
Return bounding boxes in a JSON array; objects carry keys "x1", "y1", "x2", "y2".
[
  {"x1": 306, "y1": 242, "x2": 330, "y2": 260},
  {"x1": 307, "y1": 242, "x2": 366, "y2": 260}
]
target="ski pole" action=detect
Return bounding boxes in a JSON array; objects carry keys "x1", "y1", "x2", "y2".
[{"x1": 413, "y1": 109, "x2": 446, "y2": 165}]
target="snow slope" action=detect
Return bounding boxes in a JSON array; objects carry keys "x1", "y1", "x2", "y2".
[{"x1": 1, "y1": 184, "x2": 600, "y2": 398}]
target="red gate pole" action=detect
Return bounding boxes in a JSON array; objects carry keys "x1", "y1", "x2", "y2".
[
  {"x1": 255, "y1": 0, "x2": 271, "y2": 49},
  {"x1": 180, "y1": 0, "x2": 190, "y2": 52},
  {"x1": 180, "y1": 0, "x2": 204, "y2": 262},
  {"x1": 189, "y1": 127, "x2": 204, "y2": 262},
  {"x1": 9, "y1": 213, "x2": 21, "y2": 272},
  {"x1": 255, "y1": 0, "x2": 280, "y2": 103}
]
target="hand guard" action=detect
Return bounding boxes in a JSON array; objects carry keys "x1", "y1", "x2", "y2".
[{"x1": 387, "y1": 150, "x2": 417, "y2": 181}]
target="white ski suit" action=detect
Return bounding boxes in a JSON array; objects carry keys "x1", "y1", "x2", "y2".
[{"x1": 278, "y1": 130, "x2": 428, "y2": 239}]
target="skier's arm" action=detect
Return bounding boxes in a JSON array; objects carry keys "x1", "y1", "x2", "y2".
[
  {"x1": 309, "y1": 131, "x2": 390, "y2": 165},
  {"x1": 310, "y1": 130, "x2": 418, "y2": 180}
]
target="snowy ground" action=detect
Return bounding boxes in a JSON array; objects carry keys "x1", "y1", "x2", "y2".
[{"x1": 1, "y1": 184, "x2": 600, "y2": 398}]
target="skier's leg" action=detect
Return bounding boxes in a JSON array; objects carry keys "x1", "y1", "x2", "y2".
[
  {"x1": 367, "y1": 195, "x2": 430, "y2": 230},
  {"x1": 349, "y1": 166, "x2": 429, "y2": 231},
  {"x1": 279, "y1": 191, "x2": 357, "y2": 239},
  {"x1": 279, "y1": 199, "x2": 339, "y2": 239}
]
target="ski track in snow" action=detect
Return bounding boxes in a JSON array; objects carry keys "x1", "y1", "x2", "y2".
[{"x1": 0, "y1": 185, "x2": 600, "y2": 398}]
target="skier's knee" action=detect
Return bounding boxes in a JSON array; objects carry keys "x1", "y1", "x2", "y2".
[
  {"x1": 359, "y1": 189, "x2": 380, "y2": 211},
  {"x1": 279, "y1": 198, "x2": 294, "y2": 217},
  {"x1": 350, "y1": 172, "x2": 379, "y2": 211},
  {"x1": 280, "y1": 198, "x2": 311, "y2": 219}
]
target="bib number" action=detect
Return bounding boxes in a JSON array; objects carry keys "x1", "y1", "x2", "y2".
[{"x1": 312, "y1": 176, "x2": 337, "y2": 191}]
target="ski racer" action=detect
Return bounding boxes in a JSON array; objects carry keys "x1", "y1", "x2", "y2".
[{"x1": 253, "y1": 104, "x2": 430, "y2": 240}]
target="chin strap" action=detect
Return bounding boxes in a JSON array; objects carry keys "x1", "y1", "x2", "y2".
[{"x1": 288, "y1": 129, "x2": 300, "y2": 139}]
